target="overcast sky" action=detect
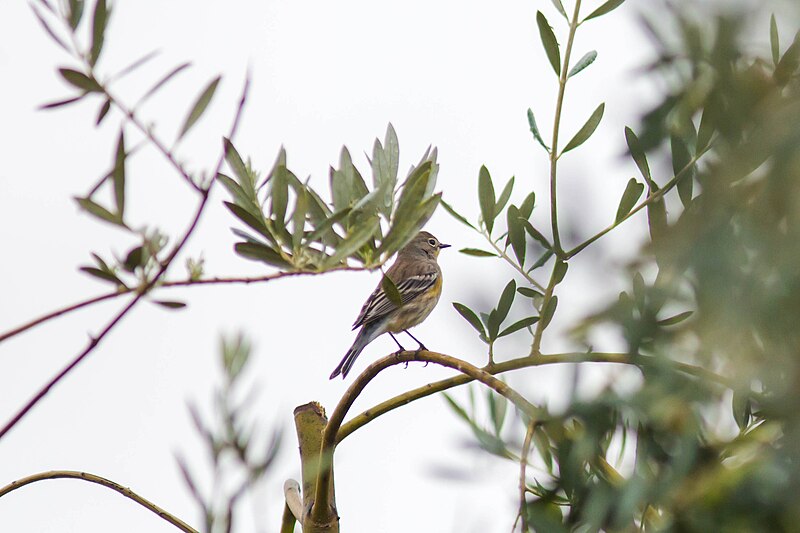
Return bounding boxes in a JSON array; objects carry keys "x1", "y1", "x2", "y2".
[{"x1": 0, "y1": 1, "x2": 784, "y2": 532}]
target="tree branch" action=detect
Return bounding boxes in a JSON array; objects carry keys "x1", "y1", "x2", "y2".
[
  {"x1": 336, "y1": 351, "x2": 737, "y2": 445},
  {"x1": 0, "y1": 470, "x2": 197, "y2": 533},
  {"x1": 314, "y1": 350, "x2": 542, "y2": 524}
]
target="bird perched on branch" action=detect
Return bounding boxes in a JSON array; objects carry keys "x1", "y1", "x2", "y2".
[{"x1": 329, "y1": 231, "x2": 450, "y2": 379}]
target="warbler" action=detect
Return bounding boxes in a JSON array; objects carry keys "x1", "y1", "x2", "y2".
[{"x1": 329, "y1": 231, "x2": 450, "y2": 379}]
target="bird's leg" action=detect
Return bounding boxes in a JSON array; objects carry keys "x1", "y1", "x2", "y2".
[
  {"x1": 403, "y1": 330, "x2": 429, "y2": 366},
  {"x1": 389, "y1": 332, "x2": 406, "y2": 357}
]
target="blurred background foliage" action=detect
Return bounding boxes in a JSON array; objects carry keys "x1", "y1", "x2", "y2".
[{"x1": 445, "y1": 3, "x2": 800, "y2": 531}]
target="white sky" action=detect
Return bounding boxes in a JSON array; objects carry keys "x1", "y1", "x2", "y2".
[{"x1": 0, "y1": 1, "x2": 784, "y2": 532}]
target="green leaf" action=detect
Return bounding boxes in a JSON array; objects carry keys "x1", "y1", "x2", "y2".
[
  {"x1": 536, "y1": 11, "x2": 561, "y2": 76},
  {"x1": 224, "y1": 202, "x2": 273, "y2": 242},
  {"x1": 498, "y1": 316, "x2": 540, "y2": 338},
  {"x1": 770, "y1": 14, "x2": 780, "y2": 66},
  {"x1": 382, "y1": 274, "x2": 403, "y2": 307},
  {"x1": 112, "y1": 131, "x2": 125, "y2": 217},
  {"x1": 487, "y1": 309, "x2": 501, "y2": 341},
  {"x1": 453, "y1": 303, "x2": 487, "y2": 341},
  {"x1": 59, "y1": 68, "x2": 102, "y2": 92},
  {"x1": 732, "y1": 390, "x2": 751, "y2": 431},
  {"x1": 139, "y1": 62, "x2": 191, "y2": 104},
  {"x1": 550, "y1": 0, "x2": 567, "y2": 19},
  {"x1": 442, "y1": 393, "x2": 472, "y2": 425},
  {"x1": 671, "y1": 135, "x2": 694, "y2": 207},
  {"x1": 615, "y1": 178, "x2": 644, "y2": 224},
  {"x1": 775, "y1": 31, "x2": 800, "y2": 85},
  {"x1": 584, "y1": 0, "x2": 626, "y2": 22},
  {"x1": 507, "y1": 206, "x2": 526, "y2": 267},
  {"x1": 521, "y1": 220, "x2": 552, "y2": 250},
  {"x1": 540, "y1": 295, "x2": 558, "y2": 329},
  {"x1": 89, "y1": 0, "x2": 107, "y2": 66},
  {"x1": 96, "y1": 98, "x2": 111, "y2": 125},
  {"x1": 40, "y1": 96, "x2": 85, "y2": 110},
  {"x1": 326, "y1": 216, "x2": 380, "y2": 267},
  {"x1": 478, "y1": 165, "x2": 496, "y2": 234},
  {"x1": 153, "y1": 300, "x2": 187, "y2": 310},
  {"x1": 306, "y1": 208, "x2": 349, "y2": 245},
  {"x1": 519, "y1": 192, "x2": 536, "y2": 220},
  {"x1": 122, "y1": 246, "x2": 145, "y2": 272},
  {"x1": 487, "y1": 390, "x2": 507, "y2": 436},
  {"x1": 553, "y1": 260, "x2": 568, "y2": 284},
  {"x1": 696, "y1": 107, "x2": 715, "y2": 154},
  {"x1": 496, "y1": 280, "x2": 517, "y2": 324},
  {"x1": 527, "y1": 108, "x2": 550, "y2": 151},
  {"x1": 530, "y1": 250, "x2": 554, "y2": 271},
  {"x1": 624, "y1": 127, "x2": 654, "y2": 189},
  {"x1": 271, "y1": 166, "x2": 290, "y2": 228},
  {"x1": 378, "y1": 162, "x2": 433, "y2": 257},
  {"x1": 79, "y1": 266, "x2": 122, "y2": 285},
  {"x1": 517, "y1": 287, "x2": 543, "y2": 299},
  {"x1": 562, "y1": 102, "x2": 604, "y2": 153},
  {"x1": 75, "y1": 197, "x2": 125, "y2": 227},
  {"x1": 224, "y1": 138, "x2": 250, "y2": 186},
  {"x1": 441, "y1": 199, "x2": 476, "y2": 230},
  {"x1": 494, "y1": 176, "x2": 514, "y2": 215},
  {"x1": 658, "y1": 310, "x2": 693, "y2": 326},
  {"x1": 234, "y1": 242, "x2": 291, "y2": 269},
  {"x1": 291, "y1": 186, "x2": 308, "y2": 251},
  {"x1": 568, "y1": 50, "x2": 597, "y2": 78},
  {"x1": 632, "y1": 272, "x2": 646, "y2": 311},
  {"x1": 178, "y1": 75, "x2": 220, "y2": 140},
  {"x1": 68, "y1": 0, "x2": 84, "y2": 29},
  {"x1": 459, "y1": 248, "x2": 497, "y2": 258}
]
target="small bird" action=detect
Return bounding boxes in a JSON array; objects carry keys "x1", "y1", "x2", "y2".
[{"x1": 329, "y1": 231, "x2": 450, "y2": 379}]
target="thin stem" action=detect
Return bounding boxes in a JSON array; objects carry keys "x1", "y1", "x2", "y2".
[
  {"x1": 314, "y1": 350, "x2": 541, "y2": 524},
  {"x1": 530, "y1": 260, "x2": 560, "y2": 355},
  {"x1": 105, "y1": 87, "x2": 203, "y2": 193},
  {"x1": 548, "y1": 0, "x2": 583, "y2": 254},
  {"x1": 565, "y1": 144, "x2": 712, "y2": 259},
  {"x1": 0, "y1": 470, "x2": 197, "y2": 533},
  {"x1": 335, "y1": 351, "x2": 738, "y2": 444},
  {"x1": 0, "y1": 291, "x2": 120, "y2": 344},
  {"x1": 0, "y1": 267, "x2": 365, "y2": 345},
  {"x1": 484, "y1": 230, "x2": 546, "y2": 292},
  {"x1": 516, "y1": 419, "x2": 537, "y2": 533}
]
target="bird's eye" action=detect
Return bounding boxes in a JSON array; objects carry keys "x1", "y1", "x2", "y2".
[{"x1": 428, "y1": 238, "x2": 437, "y2": 247}]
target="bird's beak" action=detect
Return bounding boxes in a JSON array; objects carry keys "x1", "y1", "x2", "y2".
[{"x1": 439, "y1": 243, "x2": 451, "y2": 249}]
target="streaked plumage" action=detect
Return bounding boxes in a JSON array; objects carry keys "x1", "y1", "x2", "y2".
[{"x1": 329, "y1": 231, "x2": 450, "y2": 379}]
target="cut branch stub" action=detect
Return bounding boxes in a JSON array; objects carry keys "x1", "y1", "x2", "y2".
[{"x1": 293, "y1": 402, "x2": 338, "y2": 532}]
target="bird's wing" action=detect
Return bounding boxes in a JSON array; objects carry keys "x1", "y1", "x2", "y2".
[{"x1": 352, "y1": 270, "x2": 439, "y2": 329}]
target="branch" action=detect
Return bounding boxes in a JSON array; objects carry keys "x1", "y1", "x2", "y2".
[
  {"x1": 0, "y1": 76, "x2": 251, "y2": 441},
  {"x1": 336, "y1": 351, "x2": 737, "y2": 445},
  {"x1": 483, "y1": 230, "x2": 546, "y2": 292},
  {"x1": 565, "y1": 143, "x2": 713, "y2": 259},
  {"x1": 313, "y1": 350, "x2": 541, "y2": 524},
  {"x1": 0, "y1": 291, "x2": 119, "y2": 344},
  {"x1": 281, "y1": 479, "x2": 303, "y2": 532},
  {"x1": 0, "y1": 267, "x2": 367, "y2": 345},
  {"x1": 0, "y1": 470, "x2": 197, "y2": 533}
]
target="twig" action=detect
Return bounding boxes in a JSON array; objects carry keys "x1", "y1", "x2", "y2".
[
  {"x1": 0, "y1": 470, "x2": 197, "y2": 533},
  {"x1": 484, "y1": 230, "x2": 546, "y2": 292},
  {"x1": 0, "y1": 267, "x2": 365, "y2": 345},
  {"x1": 530, "y1": 261, "x2": 560, "y2": 355},
  {"x1": 548, "y1": 0, "x2": 583, "y2": 254},
  {"x1": 515, "y1": 419, "x2": 537, "y2": 533},
  {"x1": 0, "y1": 75, "x2": 251, "y2": 441}
]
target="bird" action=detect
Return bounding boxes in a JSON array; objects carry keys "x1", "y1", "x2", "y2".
[{"x1": 329, "y1": 231, "x2": 450, "y2": 379}]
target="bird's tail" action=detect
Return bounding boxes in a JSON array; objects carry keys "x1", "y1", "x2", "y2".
[{"x1": 329, "y1": 322, "x2": 383, "y2": 379}]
